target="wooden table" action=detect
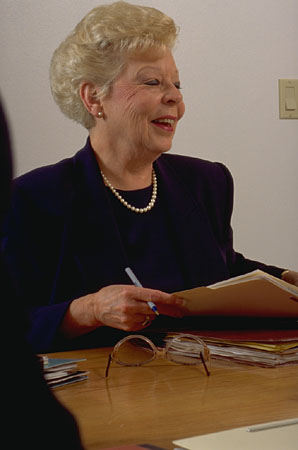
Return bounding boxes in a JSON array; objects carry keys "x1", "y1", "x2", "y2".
[{"x1": 49, "y1": 347, "x2": 298, "y2": 449}]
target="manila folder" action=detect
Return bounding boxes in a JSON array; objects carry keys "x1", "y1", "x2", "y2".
[{"x1": 175, "y1": 270, "x2": 298, "y2": 318}]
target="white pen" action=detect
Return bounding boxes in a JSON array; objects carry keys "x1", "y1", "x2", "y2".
[
  {"x1": 246, "y1": 417, "x2": 298, "y2": 432},
  {"x1": 125, "y1": 266, "x2": 159, "y2": 316}
]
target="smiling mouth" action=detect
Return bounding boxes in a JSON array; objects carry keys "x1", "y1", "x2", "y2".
[{"x1": 151, "y1": 117, "x2": 176, "y2": 132}]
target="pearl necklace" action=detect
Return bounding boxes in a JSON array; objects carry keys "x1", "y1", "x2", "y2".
[{"x1": 101, "y1": 169, "x2": 157, "y2": 213}]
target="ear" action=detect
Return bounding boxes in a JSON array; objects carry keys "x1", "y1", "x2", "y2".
[{"x1": 79, "y1": 82, "x2": 103, "y2": 117}]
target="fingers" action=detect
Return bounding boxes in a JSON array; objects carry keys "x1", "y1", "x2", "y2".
[
  {"x1": 282, "y1": 270, "x2": 298, "y2": 287},
  {"x1": 131, "y1": 286, "x2": 185, "y2": 308},
  {"x1": 128, "y1": 287, "x2": 187, "y2": 317},
  {"x1": 91, "y1": 285, "x2": 157, "y2": 331},
  {"x1": 141, "y1": 289, "x2": 187, "y2": 318},
  {"x1": 91, "y1": 284, "x2": 187, "y2": 331},
  {"x1": 62, "y1": 284, "x2": 188, "y2": 338}
]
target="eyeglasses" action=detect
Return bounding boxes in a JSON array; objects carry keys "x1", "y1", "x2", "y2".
[{"x1": 105, "y1": 333, "x2": 210, "y2": 377}]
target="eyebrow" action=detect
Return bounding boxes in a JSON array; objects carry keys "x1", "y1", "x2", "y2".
[{"x1": 136, "y1": 66, "x2": 179, "y2": 77}]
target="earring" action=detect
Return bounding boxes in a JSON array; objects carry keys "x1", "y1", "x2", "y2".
[{"x1": 97, "y1": 111, "x2": 103, "y2": 118}]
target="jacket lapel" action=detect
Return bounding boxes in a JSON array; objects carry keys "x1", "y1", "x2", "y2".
[
  {"x1": 69, "y1": 142, "x2": 129, "y2": 293},
  {"x1": 155, "y1": 156, "x2": 229, "y2": 289}
]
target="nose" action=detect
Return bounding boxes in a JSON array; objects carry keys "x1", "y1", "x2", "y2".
[{"x1": 162, "y1": 83, "x2": 183, "y2": 105}]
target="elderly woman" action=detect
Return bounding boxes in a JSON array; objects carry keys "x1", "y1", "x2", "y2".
[{"x1": 2, "y1": 1, "x2": 297, "y2": 353}]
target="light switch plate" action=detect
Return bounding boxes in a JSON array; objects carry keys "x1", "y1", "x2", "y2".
[{"x1": 279, "y1": 79, "x2": 298, "y2": 119}]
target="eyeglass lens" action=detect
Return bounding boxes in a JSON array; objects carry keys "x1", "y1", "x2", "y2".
[
  {"x1": 115, "y1": 337, "x2": 155, "y2": 366},
  {"x1": 166, "y1": 335, "x2": 210, "y2": 375},
  {"x1": 166, "y1": 335, "x2": 208, "y2": 365}
]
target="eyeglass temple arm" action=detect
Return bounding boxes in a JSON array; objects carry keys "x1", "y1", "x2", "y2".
[
  {"x1": 200, "y1": 351, "x2": 210, "y2": 377},
  {"x1": 105, "y1": 354, "x2": 112, "y2": 378}
]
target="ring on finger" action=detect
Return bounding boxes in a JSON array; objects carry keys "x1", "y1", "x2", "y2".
[{"x1": 141, "y1": 315, "x2": 151, "y2": 326}]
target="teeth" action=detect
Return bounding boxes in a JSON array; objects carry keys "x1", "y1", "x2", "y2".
[{"x1": 154, "y1": 118, "x2": 175, "y2": 126}]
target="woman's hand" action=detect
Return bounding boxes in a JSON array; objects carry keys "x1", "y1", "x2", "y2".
[
  {"x1": 282, "y1": 270, "x2": 298, "y2": 287},
  {"x1": 61, "y1": 285, "x2": 186, "y2": 338}
]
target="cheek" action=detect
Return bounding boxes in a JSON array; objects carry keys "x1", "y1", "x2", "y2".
[
  {"x1": 178, "y1": 101, "x2": 186, "y2": 120},
  {"x1": 122, "y1": 100, "x2": 154, "y2": 136},
  {"x1": 118, "y1": 88, "x2": 150, "y2": 119},
  {"x1": 121, "y1": 84, "x2": 158, "y2": 116},
  {"x1": 126, "y1": 95, "x2": 155, "y2": 119},
  {"x1": 123, "y1": 103, "x2": 148, "y2": 131}
]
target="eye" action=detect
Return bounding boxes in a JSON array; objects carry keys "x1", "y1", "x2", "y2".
[
  {"x1": 144, "y1": 79, "x2": 160, "y2": 86},
  {"x1": 174, "y1": 81, "x2": 182, "y2": 90}
]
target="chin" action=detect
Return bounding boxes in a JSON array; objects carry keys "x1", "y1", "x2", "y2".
[
  {"x1": 152, "y1": 138, "x2": 174, "y2": 155},
  {"x1": 161, "y1": 145, "x2": 172, "y2": 153}
]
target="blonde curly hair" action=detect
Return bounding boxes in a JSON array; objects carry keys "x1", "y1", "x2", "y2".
[{"x1": 49, "y1": 1, "x2": 179, "y2": 129}]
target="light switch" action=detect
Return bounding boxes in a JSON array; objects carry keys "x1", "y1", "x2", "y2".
[
  {"x1": 279, "y1": 79, "x2": 298, "y2": 119},
  {"x1": 285, "y1": 87, "x2": 296, "y2": 110}
]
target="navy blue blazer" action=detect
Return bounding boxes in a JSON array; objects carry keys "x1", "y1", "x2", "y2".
[{"x1": 2, "y1": 139, "x2": 283, "y2": 352}]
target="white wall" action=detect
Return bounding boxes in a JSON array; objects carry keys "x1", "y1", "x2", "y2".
[{"x1": 1, "y1": 0, "x2": 297, "y2": 270}]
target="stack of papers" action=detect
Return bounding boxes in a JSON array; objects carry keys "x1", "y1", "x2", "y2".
[
  {"x1": 168, "y1": 270, "x2": 298, "y2": 367},
  {"x1": 40, "y1": 356, "x2": 88, "y2": 388},
  {"x1": 165, "y1": 330, "x2": 298, "y2": 368}
]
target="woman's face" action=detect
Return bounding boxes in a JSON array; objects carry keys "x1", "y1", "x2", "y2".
[{"x1": 100, "y1": 48, "x2": 185, "y2": 159}]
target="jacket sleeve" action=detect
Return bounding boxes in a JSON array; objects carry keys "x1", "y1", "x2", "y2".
[
  {"x1": 217, "y1": 163, "x2": 285, "y2": 278},
  {"x1": 2, "y1": 182, "x2": 73, "y2": 352}
]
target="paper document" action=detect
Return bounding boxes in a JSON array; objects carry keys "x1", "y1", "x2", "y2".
[
  {"x1": 175, "y1": 270, "x2": 298, "y2": 318},
  {"x1": 173, "y1": 418, "x2": 298, "y2": 450}
]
